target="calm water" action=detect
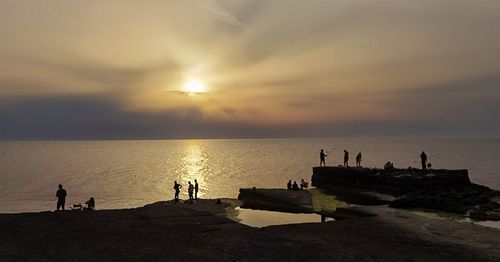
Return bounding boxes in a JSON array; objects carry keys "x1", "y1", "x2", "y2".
[
  {"x1": 235, "y1": 207, "x2": 324, "y2": 228},
  {"x1": 0, "y1": 138, "x2": 499, "y2": 213}
]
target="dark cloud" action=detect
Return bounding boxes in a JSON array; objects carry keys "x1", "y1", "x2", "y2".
[
  {"x1": 0, "y1": 95, "x2": 270, "y2": 140},
  {"x1": 0, "y1": 94, "x2": 498, "y2": 140}
]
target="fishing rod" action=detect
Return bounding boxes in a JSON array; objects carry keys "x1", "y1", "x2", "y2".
[{"x1": 325, "y1": 146, "x2": 337, "y2": 156}]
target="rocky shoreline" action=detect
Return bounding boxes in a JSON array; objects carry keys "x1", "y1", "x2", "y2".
[
  {"x1": 1, "y1": 199, "x2": 499, "y2": 261},
  {"x1": 312, "y1": 166, "x2": 500, "y2": 219}
]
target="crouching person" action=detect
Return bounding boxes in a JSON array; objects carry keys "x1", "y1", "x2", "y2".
[{"x1": 85, "y1": 197, "x2": 95, "y2": 211}]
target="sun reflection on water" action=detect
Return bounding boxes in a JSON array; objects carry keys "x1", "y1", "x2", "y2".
[{"x1": 179, "y1": 141, "x2": 207, "y2": 198}]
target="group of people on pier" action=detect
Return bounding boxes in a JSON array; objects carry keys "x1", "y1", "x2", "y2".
[
  {"x1": 320, "y1": 149, "x2": 430, "y2": 170},
  {"x1": 320, "y1": 149, "x2": 362, "y2": 167}
]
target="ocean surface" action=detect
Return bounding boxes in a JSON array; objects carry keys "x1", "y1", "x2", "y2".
[{"x1": 0, "y1": 138, "x2": 499, "y2": 213}]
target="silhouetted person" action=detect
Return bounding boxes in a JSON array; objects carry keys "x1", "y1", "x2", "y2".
[
  {"x1": 85, "y1": 197, "x2": 95, "y2": 211},
  {"x1": 420, "y1": 151, "x2": 428, "y2": 170},
  {"x1": 194, "y1": 179, "x2": 199, "y2": 200},
  {"x1": 56, "y1": 184, "x2": 67, "y2": 211},
  {"x1": 173, "y1": 181, "x2": 182, "y2": 202},
  {"x1": 287, "y1": 180, "x2": 292, "y2": 190},
  {"x1": 384, "y1": 162, "x2": 394, "y2": 171},
  {"x1": 320, "y1": 149, "x2": 327, "y2": 166},
  {"x1": 188, "y1": 181, "x2": 194, "y2": 201},
  {"x1": 356, "y1": 152, "x2": 362, "y2": 167},
  {"x1": 292, "y1": 181, "x2": 299, "y2": 191},
  {"x1": 300, "y1": 179, "x2": 308, "y2": 190},
  {"x1": 343, "y1": 150, "x2": 349, "y2": 167}
]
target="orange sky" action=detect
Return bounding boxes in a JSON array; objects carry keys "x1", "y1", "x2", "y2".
[{"x1": 0, "y1": 0, "x2": 499, "y2": 139}]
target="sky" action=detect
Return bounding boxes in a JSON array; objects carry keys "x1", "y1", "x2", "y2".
[{"x1": 1, "y1": 0, "x2": 499, "y2": 140}]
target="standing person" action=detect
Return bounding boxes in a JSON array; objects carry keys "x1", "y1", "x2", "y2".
[
  {"x1": 188, "y1": 181, "x2": 194, "y2": 201},
  {"x1": 320, "y1": 149, "x2": 328, "y2": 167},
  {"x1": 343, "y1": 150, "x2": 349, "y2": 167},
  {"x1": 194, "y1": 179, "x2": 199, "y2": 200},
  {"x1": 356, "y1": 152, "x2": 362, "y2": 167},
  {"x1": 420, "y1": 151, "x2": 428, "y2": 170},
  {"x1": 56, "y1": 184, "x2": 67, "y2": 211},
  {"x1": 173, "y1": 181, "x2": 182, "y2": 202}
]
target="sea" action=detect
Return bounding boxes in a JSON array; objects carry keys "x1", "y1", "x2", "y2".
[{"x1": 0, "y1": 138, "x2": 499, "y2": 213}]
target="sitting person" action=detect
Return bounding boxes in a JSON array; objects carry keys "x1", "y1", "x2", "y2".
[
  {"x1": 85, "y1": 197, "x2": 95, "y2": 211},
  {"x1": 384, "y1": 161, "x2": 394, "y2": 171},
  {"x1": 300, "y1": 179, "x2": 308, "y2": 190},
  {"x1": 287, "y1": 180, "x2": 292, "y2": 190},
  {"x1": 292, "y1": 181, "x2": 299, "y2": 191}
]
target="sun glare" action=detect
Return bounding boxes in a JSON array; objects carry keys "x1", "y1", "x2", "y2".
[{"x1": 184, "y1": 79, "x2": 205, "y2": 94}]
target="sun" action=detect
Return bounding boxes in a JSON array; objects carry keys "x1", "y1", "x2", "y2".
[{"x1": 184, "y1": 79, "x2": 205, "y2": 94}]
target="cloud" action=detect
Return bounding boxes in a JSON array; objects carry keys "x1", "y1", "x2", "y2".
[
  {"x1": 0, "y1": 94, "x2": 498, "y2": 140},
  {"x1": 193, "y1": 0, "x2": 251, "y2": 31},
  {"x1": 0, "y1": 95, "x2": 269, "y2": 140},
  {"x1": 1, "y1": 1, "x2": 500, "y2": 138}
]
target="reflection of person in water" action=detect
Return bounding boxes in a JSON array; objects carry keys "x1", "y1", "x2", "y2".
[{"x1": 56, "y1": 184, "x2": 67, "y2": 211}]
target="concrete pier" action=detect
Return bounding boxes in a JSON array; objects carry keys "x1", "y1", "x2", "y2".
[{"x1": 311, "y1": 166, "x2": 471, "y2": 195}]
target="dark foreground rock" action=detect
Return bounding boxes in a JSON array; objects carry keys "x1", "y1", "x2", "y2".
[
  {"x1": 1, "y1": 200, "x2": 500, "y2": 262},
  {"x1": 312, "y1": 166, "x2": 499, "y2": 215},
  {"x1": 312, "y1": 166, "x2": 472, "y2": 195},
  {"x1": 238, "y1": 188, "x2": 313, "y2": 213}
]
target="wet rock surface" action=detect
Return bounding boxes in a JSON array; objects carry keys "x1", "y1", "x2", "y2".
[
  {"x1": 238, "y1": 188, "x2": 313, "y2": 213},
  {"x1": 312, "y1": 166, "x2": 500, "y2": 216},
  {"x1": 1, "y1": 200, "x2": 499, "y2": 262}
]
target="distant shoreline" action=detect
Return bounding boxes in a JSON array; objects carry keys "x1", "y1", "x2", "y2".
[{"x1": 1, "y1": 136, "x2": 500, "y2": 142}]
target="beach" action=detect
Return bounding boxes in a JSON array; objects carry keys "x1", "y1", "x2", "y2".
[{"x1": 1, "y1": 199, "x2": 499, "y2": 262}]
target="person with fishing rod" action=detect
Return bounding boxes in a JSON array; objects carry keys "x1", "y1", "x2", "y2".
[{"x1": 320, "y1": 149, "x2": 335, "y2": 167}]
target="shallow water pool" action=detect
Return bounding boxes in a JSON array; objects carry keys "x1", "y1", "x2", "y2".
[{"x1": 234, "y1": 207, "x2": 332, "y2": 228}]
